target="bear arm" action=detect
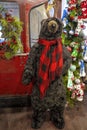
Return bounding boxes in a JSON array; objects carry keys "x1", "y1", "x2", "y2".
[{"x1": 22, "y1": 44, "x2": 39, "y2": 85}]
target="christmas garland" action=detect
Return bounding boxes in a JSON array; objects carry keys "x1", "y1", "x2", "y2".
[
  {"x1": 0, "y1": 5, "x2": 23, "y2": 59},
  {"x1": 62, "y1": 0, "x2": 87, "y2": 106}
]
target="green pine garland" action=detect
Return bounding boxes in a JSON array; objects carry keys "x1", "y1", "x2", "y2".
[{"x1": 0, "y1": 5, "x2": 23, "y2": 59}]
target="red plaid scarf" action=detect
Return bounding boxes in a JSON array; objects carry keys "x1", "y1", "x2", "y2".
[{"x1": 38, "y1": 38, "x2": 63, "y2": 98}]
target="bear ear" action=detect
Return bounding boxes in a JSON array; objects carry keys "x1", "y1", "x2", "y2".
[{"x1": 41, "y1": 19, "x2": 46, "y2": 26}]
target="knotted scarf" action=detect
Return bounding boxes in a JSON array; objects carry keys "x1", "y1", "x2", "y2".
[{"x1": 38, "y1": 38, "x2": 63, "y2": 98}]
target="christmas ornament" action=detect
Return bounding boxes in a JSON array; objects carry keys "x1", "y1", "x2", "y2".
[
  {"x1": 62, "y1": 7, "x2": 68, "y2": 21},
  {"x1": 72, "y1": 79, "x2": 85, "y2": 101},
  {"x1": 81, "y1": 41, "x2": 85, "y2": 49},
  {"x1": 62, "y1": 18, "x2": 68, "y2": 28},
  {"x1": 74, "y1": 29, "x2": 80, "y2": 36},
  {"x1": 83, "y1": 43, "x2": 87, "y2": 62},
  {"x1": 70, "y1": 42, "x2": 76, "y2": 47},
  {"x1": 83, "y1": 63, "x2": 87, "y2": 84},
  {"x1": 67, "y1": 69, "x2": 74, "y2": 91},
  {"x1": 69, "y1": 30, "x2": 74, "y2": 35},
  {"x1": 82, "y1": 21, "x2": 87, "y2": 39},
  {"x1": 68, "y1": 0, "x2": 77, "y2": 5},
  {"x1": 79, "y1": 60, "x2": 86, "y2": 77},
  {"x1": 75, "y1": 19, "x2": 84, "y2": 35},
  {"x1": 67, "y1": 64, "x2": 76, "y2": 90},
  {"x1": 80, "y1": 0, "x2": 87, "y2": 8},
  {"x1": 71, "y1": 44, "x2": 79, "y2": 59},
  {"x1": 70, "y1": 64, "x2": 76, "y2": 71}
]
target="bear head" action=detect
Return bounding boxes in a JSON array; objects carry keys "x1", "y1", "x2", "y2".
[{"x1": 39, "y1": 17, "x2": 63, "y2": 40}]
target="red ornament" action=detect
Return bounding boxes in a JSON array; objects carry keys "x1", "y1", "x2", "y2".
[
  {"x1": 78, "y1": 8, "x2": 87, "y2": 19},
  {"x1": 6, "y1": 17, "x2": 14, "y2": 22},
  {"x1": 68, "y1": 0, "x2": 77, "y2": 5},
  {"x1": 74, "y1": 33, "x2": 79, "y2": 37},
  {"x1": 78, "y1": 16, "x2": 82, "y2": 19},
  {"x1": 80, "y1": 25, "x2": 86, "y2": 29},
  {"x1": 70, "y1": 16, "x2": 74, "y2": 20},
  {"x1": 82, "y1": 9, "x2": 87, "y2": 15},
  {"x1": 81, "y1": 1, "x2": 87, "y2": 8}
]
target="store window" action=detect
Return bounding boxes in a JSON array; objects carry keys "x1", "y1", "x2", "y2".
[
  {"x1": 0, "y1": 2, "x2": 20, "y2": 43},
  {"x1": 29, "y1": 4, "x2": 48, "y2": 47},
  {"x1": 0, "y1": 2, "x2": 23, "y2": 59}
]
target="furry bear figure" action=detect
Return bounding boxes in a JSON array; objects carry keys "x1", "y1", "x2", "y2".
[{"x1": 22, "y1": 17, "x2": 72, "y2": 129}]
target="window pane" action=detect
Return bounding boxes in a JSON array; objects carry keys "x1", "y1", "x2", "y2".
[
  {"x1": 0, "y1": 2, "x2": 23, "y2": 56},
  {"x1": 30, "y1": 4, "x2": 48, "y2": 47},
  {"x1": 0, "y1": 2, "x2": 20, "y2": 43},
  {"x1": 0, "y1": 2, "x2": 20, "y2": 19},
  {"x1": 0, "y1": 2, "x2": 20, "y2": 44}
]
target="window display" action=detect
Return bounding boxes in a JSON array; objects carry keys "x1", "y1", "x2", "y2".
[{"x1": 0, "y1": 2, "x2": 23, "y2": 59}]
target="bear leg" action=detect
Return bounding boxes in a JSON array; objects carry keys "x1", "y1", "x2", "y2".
[
  {"x1": 31, "y1": 109, "x2": 46, "y2": 129},
  {"x1": 50, "y1": 106, "x2": 65, "y2": 129}
]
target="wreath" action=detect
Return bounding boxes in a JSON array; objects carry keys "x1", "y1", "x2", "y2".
[{"x1": 0, "y1": 5, "x2": 23, "y2": 59}]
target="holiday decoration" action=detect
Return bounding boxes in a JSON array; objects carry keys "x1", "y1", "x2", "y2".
[
  {"x1": 79, "y1": 60, "x2": 86, "y2": 77},
  {"x1": 83, "y1": 43, "x2": 87, "y2": 62},
  {"x1": 62, "y1": 7, "x2": 68, "y2": 21},
  {"x1": 62, "y1": 0, "x2": 87, "y2": 104},
  {"x1": 71, "y1": 43, "x2": 79, "y2": 60},
  {"x1": 69, "y1": 30, "x2": 74, "y2": 35},
  {"x1": 22, "y1": 17, "x2": 71, "y2": 129},
  {"x1": 67, "y1": 64, "x2": 76, "y2": 90},
  {"x1": 71, "y1": 79, "x2": 85, "y2": 101},
  {"x1": 82, "y1": 22, "x2": 87, "y2": 62},
  {"x1": 0, "y1": 5, "x2": 23, "y2": 59}
]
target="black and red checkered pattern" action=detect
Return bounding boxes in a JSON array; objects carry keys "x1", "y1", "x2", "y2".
[{"x1": 38, "y1": 38, "x2": 63, "y2": 98}]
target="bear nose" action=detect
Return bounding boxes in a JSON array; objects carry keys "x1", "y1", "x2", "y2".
[
  {"x1": 52, "y1": 23, "x2": 56, "y2": 28},
  {"x1": 51, "y1": 23, "x2": 56, "y2": 29},
  {"x1": 48, "y1": 20, "x2": 58, "y2": 33}
]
